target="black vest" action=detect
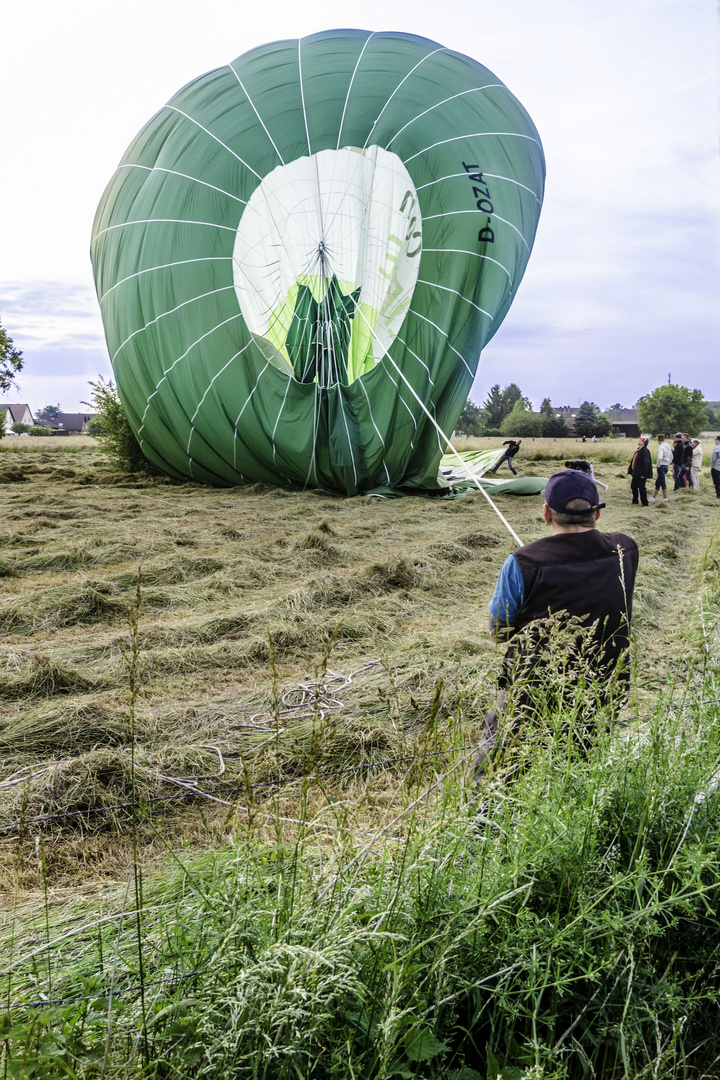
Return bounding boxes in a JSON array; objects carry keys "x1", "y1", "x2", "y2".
[{"x1": 509, "y1": 530, "x2": 638, "y2": 677}]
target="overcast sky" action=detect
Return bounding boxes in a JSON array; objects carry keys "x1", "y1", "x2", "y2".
[{"x1": 1, "y1": 0, "x2": 718, "y2": 415}]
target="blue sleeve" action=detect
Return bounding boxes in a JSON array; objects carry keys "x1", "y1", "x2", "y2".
[{"x1": 488, "y1": 554, "x2": 524, "y2": 625}]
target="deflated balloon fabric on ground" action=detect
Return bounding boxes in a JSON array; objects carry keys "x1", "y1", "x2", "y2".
[{"x1": 91, "y1": 29, "x2": 545, "y2": 494}]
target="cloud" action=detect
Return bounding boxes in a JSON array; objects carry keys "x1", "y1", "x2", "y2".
[{"x1": 0, "y1": 282, "x2": 112, "y2": 411}]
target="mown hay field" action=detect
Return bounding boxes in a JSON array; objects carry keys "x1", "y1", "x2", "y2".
[
  {"x1": 2, "y1": 435, "x2": 720, "y2": 1079},
  {"x1": 0, "y1": 434, "x2": 717, "y2": 892}
]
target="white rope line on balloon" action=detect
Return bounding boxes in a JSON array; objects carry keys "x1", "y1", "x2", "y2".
[
  {"x1": 271, "y1": 373, "x2": 294, "y2": 466},
  {"x1": 304, "y1": 383, "x2": 320, "y2": 488},
  {"x1": 114, "y1": 163, "x2": 249, "y2": 205},
  {"x1": 163, "y1": 106, "x2": 263, "y2": 180},
  {"x1": 423, "y1": 210, "x2": 531, "y2": 254},
  {"x1": 422, "y1": 248, "x2": 514, "y2": 287},
  {"x1": 411, "y1": 311, "x2": 475, "y2": 380},
  {"x1": 227, "y1": 63, "x2": 286, "y2": 167},
  {"x1": 384, "y1": 85, "x2": 506, "y2": 149},
  {"x1": 98, "y1": 257, "x2": 232, "y2": 304},
  {"x1": 137, "y1": 310, "x2": 244, "y2": 432},
  {"x1": 91, "y1": 219, "x2": 237, "y2": 247},
  {"x1": 361, "y1": 47, "x2": 447, "y2": 151},
  {"x1": 372, "y1": 361, "x2": 419, "y2": 449},
  {"x1": 416, "y1": 170, "x2": 542, "y2": 205},
  {"x1": 314, "y1": 259, "x2": 360, "y2": 488},
  {"x1": 403, "y1": 131, "x2": 543, "y2": 166},
  {"x1": 113, "y1": 286, "x2": 237, "y2": 366},
  {"x1": 298, "y1": 38, "x2": 312, "y2": 157},
  {"x1": 356, "y1": 377, "x2": 392, "y2": 488},
  {"x1": 336, "y1": 31, "x2": 376, "y2": 150},
  {"x1": 415, "y1": 280, "x2": 494, "y2": 321},
  {"x1": 232, "y1": 361, "x2": 270, "y2": 471},
  {"x1": 347, "y1": 299, "x2": 524, "y2": 546},
  {"x1": 186, "y1": 345, "x2": 251, "y2": 456}
]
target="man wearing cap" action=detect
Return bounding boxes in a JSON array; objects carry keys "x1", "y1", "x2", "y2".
[{"x1": 475, "y1": 470, "x2": 638, "y2": 774}]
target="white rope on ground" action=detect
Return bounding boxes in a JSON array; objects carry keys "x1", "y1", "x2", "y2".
[{"x1": 230, "y1": 659, "x2": 382, "y2": 729}]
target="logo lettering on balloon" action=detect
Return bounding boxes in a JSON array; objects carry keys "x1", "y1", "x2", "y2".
[
  {"x1": 462, "y1": 162, "x2": 495, "y2": 244},
  {"x1": 399, "y1": 191, "x2": 422, "y2": 258}
]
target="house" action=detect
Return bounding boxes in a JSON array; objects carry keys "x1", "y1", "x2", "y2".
[
  {"x1": 35, "y1": 412, "x2": 95, "y2": 434},
  {"x1": 0, "y1": 403, "x2": 35, "y2": 428},
  {"x1": 609, "y1": 408, "x2": 640, "y2": 438},
  {"x1": 553, "y1": 406, "x2": 578, "y2": 431}
]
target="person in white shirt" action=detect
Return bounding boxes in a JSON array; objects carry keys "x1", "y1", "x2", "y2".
[
  {"x1": 690, "y1": 439, "x2": 703, "y2": 491},
  {"x1": 648, "y1": 434, "x2": 673, "y2": 502}
]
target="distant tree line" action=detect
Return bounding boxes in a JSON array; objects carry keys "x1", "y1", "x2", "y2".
[
  {"x1": 454, "y1": 384, "x2": 610, "y2": 439},
  {"x1": 455, "y1": 382, "x2": 718, "y2": 441}
]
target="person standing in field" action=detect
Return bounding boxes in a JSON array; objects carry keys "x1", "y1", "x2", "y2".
[
  {"x1": 648, "y1": 435, "x2": 672, "y2": 502},
  {"x1": 474, "y1": 470, "x2": 638, "y2": 776},
  {"x1": 489, "y1": 439, "x2": 521, "y2": 475},
  {"x1": 690, "y1": 439, "x2": 703, "y2": 490},
  {"x1": 628, "y1": 436, "x2": 653, "y2": 506},
  {"x1": 672, "y1": 434, "x2": 685, "y2": 489},
  {"x1": 712, "y1": 436, "x2": 720, "y2": 498},
  {"x1": 681, "y1": 434, "x2": 694, "y2": 488}
]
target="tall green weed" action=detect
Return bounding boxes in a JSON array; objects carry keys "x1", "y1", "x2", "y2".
[{"x1": 3, "y1": 678, "x2": 720, "y2": 1079}]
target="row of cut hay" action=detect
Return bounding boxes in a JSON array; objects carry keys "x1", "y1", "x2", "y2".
[
  {"x1": 0, "y1": 696, "x2": 130, "y2": 758},
  {"x1": 0, "y1": 643, "x2": 493, "y2": 835}
]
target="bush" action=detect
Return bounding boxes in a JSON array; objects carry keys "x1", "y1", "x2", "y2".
[
  {"x1": 10, "y1": 421, "x2": 32, "y2": 434},
  {"x1": 84, "y1": 415, "x2": 106, "y2": 437},
  {"x1": 500, "y1": 402, "x2": 544, "y2": 437},
  {"x1": 84, "y1": 378, "x2": 158, "y2": 474}
]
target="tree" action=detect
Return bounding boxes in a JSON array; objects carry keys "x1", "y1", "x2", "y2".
[
  {"x1": 453, "y1": 398, "x2": 484, "y2": 437},
  {"x1": 573, "y1": 401, "x2": 611, "y2": 438},
  {"x1": 500, "y1": 383, "x2": 525, "y2": 415},
  {"x1": 0, "y1": 319, "x2": 24, "y2": 393},
  {"x1": 482, "y1": 384, "x2": 506, "y2": 429},
  {"x1": 500, "y1": 399, "x2": 543, "y2": 437},
  {"x1": 35, "y1": 403, "x2": 62, "y2": 421},
  {"x1": 539, "y1": 398, "x2": 570, "y2": 438},
  {"x1": 482, "y1": 382, "x2": 526, "y2": 428},
  {"x1": 636, "y1": 384, "x2": 707, "y2": 437}
]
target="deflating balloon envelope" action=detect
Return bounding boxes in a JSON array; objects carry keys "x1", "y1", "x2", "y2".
[{"x1": 91, "y1": 29, "x2": 545, "y2": 494}]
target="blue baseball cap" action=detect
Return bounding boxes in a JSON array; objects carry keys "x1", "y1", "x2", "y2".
[{"x1": 543, "y1": 470, "x2": 605, "y2": 514}]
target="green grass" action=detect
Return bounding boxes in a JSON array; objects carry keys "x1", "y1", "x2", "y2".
[{"x1": 3, "y1": 684, "x2": 720, "y2": 1079}]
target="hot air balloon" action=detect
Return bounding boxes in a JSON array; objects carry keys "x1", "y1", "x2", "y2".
[{"x1": 91, "y1": 29, "x2": 544, "y2": 495}]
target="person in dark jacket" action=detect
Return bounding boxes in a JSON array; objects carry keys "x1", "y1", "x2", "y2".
[
  {"x1": 628, "y1": 436, "x2": 653, "y2": 506},
  {"x1": 672, "y1": 434, "x2": 685, "y2": 489},
  {"x1": 488, "y1": 439, "x2": 521, "y2": 475},
  {"x1": 681, "y1": 433, "x2": 694, "y2": 488},
  {"x1": 473, "y1": 470, "x2": 638, "y2": 776}
]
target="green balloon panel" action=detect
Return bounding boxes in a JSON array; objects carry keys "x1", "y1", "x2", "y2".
[{"x1": 91, "y1": 29, "x2": 545, "y2": 493}]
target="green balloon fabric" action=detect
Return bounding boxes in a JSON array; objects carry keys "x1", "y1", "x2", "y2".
[{"x1": 91, "y1": 29, "x2": 545, "y2": 494}]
